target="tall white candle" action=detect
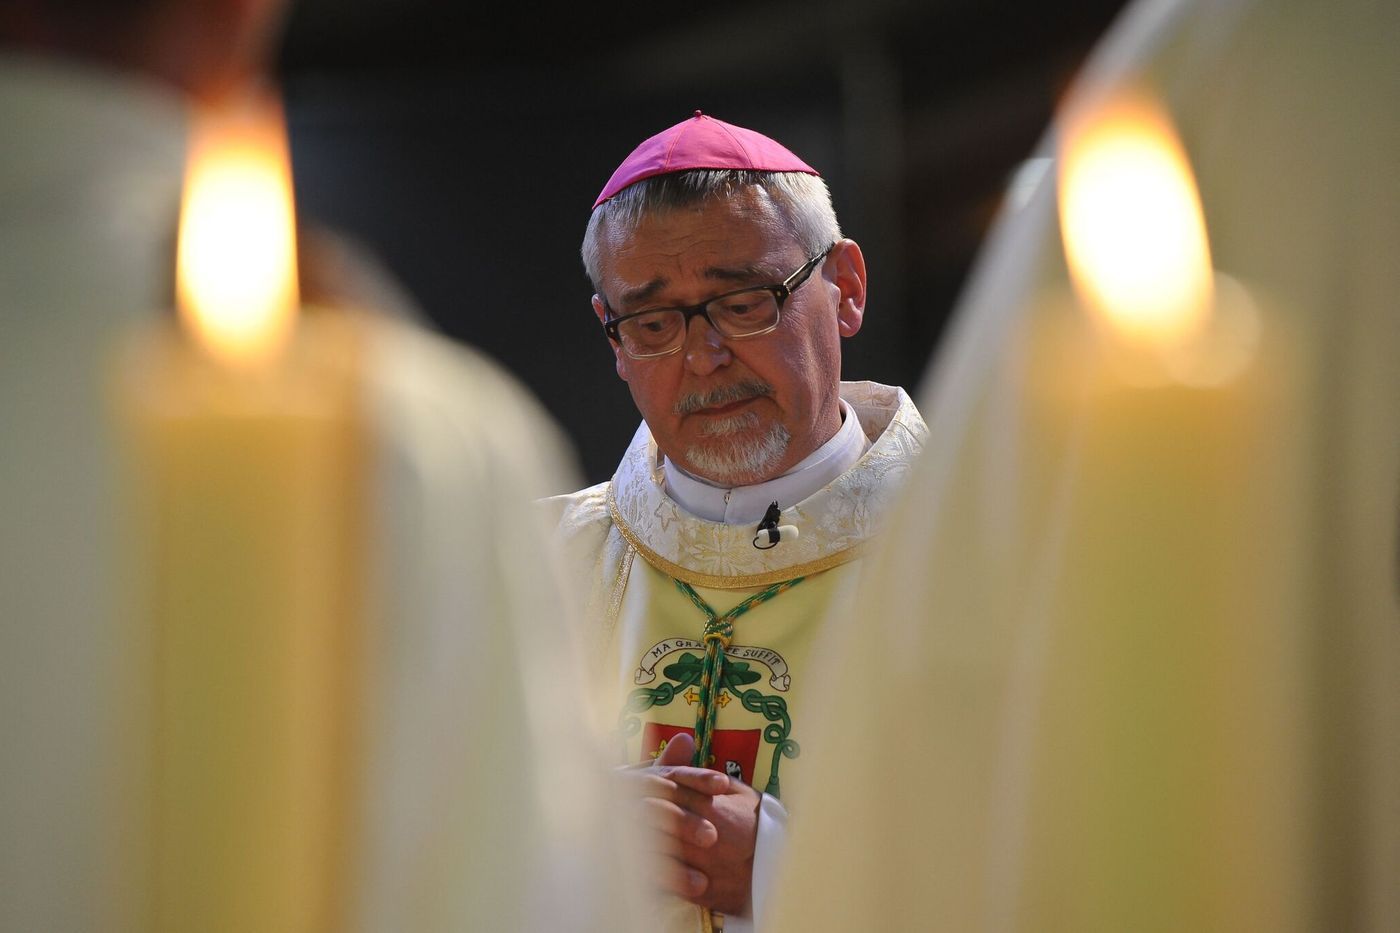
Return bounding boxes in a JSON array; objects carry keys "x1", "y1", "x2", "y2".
[{"x1": 117, "y1": 93, "x2": 368, "y2": 933}]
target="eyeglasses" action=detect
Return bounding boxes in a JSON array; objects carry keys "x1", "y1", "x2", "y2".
[{"x1": 601, "y1": 244, "x2": 834, "y2": 360}]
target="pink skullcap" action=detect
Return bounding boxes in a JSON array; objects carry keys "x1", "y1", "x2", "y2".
[{"x1": 592, "y1": 110, "x2": 819, "y2": 209}]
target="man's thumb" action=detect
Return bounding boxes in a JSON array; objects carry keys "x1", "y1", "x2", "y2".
[{"x1": 655, "y1": 731, "x2": 695, "y2": 767}]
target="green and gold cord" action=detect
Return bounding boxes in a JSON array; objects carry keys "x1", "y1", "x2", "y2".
[{"x1": 672, "y1": 576, "x2": 804, "y2": 769}]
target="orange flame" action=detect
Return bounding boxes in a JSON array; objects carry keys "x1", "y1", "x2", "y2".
[
  {"x1": 1058, "y1": 89, "x2": 1213, "y2": 348},
  {"x1": 176, "y1": 93, "x2": 299, "y2": 367}
]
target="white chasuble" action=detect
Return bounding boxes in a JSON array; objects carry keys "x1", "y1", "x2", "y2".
[{"x1": 548, "y1": 381, "x2": 926, "y2": 931}]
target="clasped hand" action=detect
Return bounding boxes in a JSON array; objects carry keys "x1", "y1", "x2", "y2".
[{"x1": 616, "y1": 732, "x2": 761, "y2": 916}]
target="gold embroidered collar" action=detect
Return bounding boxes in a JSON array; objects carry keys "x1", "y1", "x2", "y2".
[{"x1": 607, "y1": 381, "x2": 927, "y2": 589}]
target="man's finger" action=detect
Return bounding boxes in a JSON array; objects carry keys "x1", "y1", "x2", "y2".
[
  {"x1": 659, "y1": 765, "x2": 730, "y2": 796},
  {"x1": 655, "y1": 732, "x2": 695, "y2": 767},
  {"x1": 618, "y1": 762, "x2": 716, "y2": 806},
  {"x1": 638, "y1": 797, "x2": 719, "y2": 848}
]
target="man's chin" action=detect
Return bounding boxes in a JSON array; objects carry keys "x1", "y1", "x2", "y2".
[{"x1": 682, "y1": 425, "x2": 791, "y2": 487}]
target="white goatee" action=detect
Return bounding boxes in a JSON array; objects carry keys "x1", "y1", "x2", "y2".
[{"x1": 685, "y1": 422, "x2": 791, "y2": 484}]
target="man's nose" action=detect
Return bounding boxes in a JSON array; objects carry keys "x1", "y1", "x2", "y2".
[{"x1": 681, "y1": 316, "x2": 731, "y2": 376}]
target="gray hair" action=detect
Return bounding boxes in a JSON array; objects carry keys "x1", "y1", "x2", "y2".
[{"x1": 581, "y1": 170, "x2": 842, "y2": 294}]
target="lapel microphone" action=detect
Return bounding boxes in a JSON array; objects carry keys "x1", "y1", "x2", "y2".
[{"x1": 753, "y1": 501, "x2": 800, "y2": 549}]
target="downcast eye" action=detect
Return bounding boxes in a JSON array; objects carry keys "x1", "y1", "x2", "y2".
[{"x1": 713, "y1": 291, "x2": 773, "y2": 318}]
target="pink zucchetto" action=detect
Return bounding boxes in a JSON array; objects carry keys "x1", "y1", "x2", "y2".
[{"x1": 592, "y1": 110, "x2": 820, "y2": 209}]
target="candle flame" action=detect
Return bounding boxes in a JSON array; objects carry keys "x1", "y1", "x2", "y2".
[
  {"x1": 1058, "y1": 90, "x2": 1213, "y2": 347},
  {"x1": 177, "y1": 94, "x2": 298, "y2": 366}
]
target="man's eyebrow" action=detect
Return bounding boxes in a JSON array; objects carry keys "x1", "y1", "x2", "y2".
[
  {"x1": 704, "y1": 262, "x2": 773, "y2": 284},
  {"x1": 617, "y1": 263, "x2": 774, "y2": 309},
  {"x1": 617, "y1": 279, "x2": 667, "y2": 308}
]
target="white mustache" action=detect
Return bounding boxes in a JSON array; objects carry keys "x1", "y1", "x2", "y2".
[{"x1": 674, "y1": 380, "x2": 773, "y2": 416}]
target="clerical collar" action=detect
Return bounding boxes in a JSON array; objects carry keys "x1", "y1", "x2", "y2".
[{"x1": 663, "y1": 398, "x2": 870, "y2": 524}]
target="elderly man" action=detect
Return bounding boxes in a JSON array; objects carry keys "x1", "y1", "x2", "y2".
[{"x1": 549, "y1": 112, "x2": 927, "y2": 932}]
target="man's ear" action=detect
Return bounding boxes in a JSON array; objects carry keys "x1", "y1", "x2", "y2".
[
  {"x1": 829, "y1": 239, "x2": 867, "y2": 338},
  {"x1": 592, "y1": 294, "x2": 629, "y2": 381}
]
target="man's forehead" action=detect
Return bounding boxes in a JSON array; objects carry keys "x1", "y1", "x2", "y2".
[
  {"x1": 610, "y1": 257, "x2": 781, "y2": 308},
  {"x1": 600, "y1": 205, "x2": 800, "y2": 305}
]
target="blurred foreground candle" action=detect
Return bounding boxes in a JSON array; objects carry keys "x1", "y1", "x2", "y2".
[
  {"x1": 118, "y1": 93, "x2": 367, "y2": 933},
  {"x1": 1031, "y1": 87, "x2": 1305, "y2": 928}
]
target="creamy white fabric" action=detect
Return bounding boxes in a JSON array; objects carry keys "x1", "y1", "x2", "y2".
[
  {"x1": 767, "y1": 0, "x2": 1400, "y2": 930},
  {"x1": 735, "y1": 793, "x2": 791, "y2": 933},
  {"x1": 0, "y1": 56, "x2": 187, "y2": 933},
  {"x1": 356, "y1": 319, "x2": 635, "y2": 932}
]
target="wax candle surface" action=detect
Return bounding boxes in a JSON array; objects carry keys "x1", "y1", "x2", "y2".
[{"x1": 118, "y1": 92, "x2": 368, "y2": 933}]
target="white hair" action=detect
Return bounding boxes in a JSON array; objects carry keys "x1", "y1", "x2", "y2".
[{"x1": 581, "y1": 170, "x2": 842, "y2": 293}]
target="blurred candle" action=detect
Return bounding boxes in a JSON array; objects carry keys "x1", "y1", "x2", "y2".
[
  {"x1": 117, "y1": 93, "x2": 367, "y2": 933},
  {"x1": 1028, "y1": 88, "x2": 1307, "y2": 929}
]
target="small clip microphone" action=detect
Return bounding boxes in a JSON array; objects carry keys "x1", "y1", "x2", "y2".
[{"x1": 753, "y1": 501, "x2": 799, "y2": 549}]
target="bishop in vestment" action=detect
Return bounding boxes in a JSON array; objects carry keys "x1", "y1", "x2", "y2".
[{"x1": 547, "y1": 113, "x2": 927, "y2": 932}]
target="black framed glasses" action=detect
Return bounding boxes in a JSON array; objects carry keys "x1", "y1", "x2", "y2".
[{"x1": 602, "y1": 244, "x2": 834, "y2": 360}]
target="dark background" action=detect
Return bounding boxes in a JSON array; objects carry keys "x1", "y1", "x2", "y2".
[{"x1": 277, "y1": 0, "x2": 1128, "y2": 484}]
